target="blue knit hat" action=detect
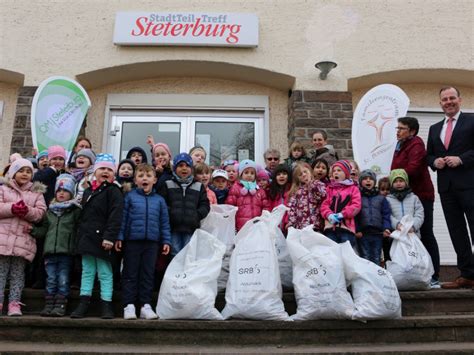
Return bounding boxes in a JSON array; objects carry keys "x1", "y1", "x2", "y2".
[
  {"x1": 37, "y1": 150, "x2": 48, "y2": 161},
  {"x1": 173, "y1": 153, "x2": 193, "y2": 171},
  {"x1": 359, "y1": 169, "x2": 377, "y2": 184},
  {"x1": 239, "y1": 159, "x2": 257, "y2": 177},
  {"x1": 94, "y1": 153, "x2": 116, "y2": 173},
  {"x1": 55, "y1": 174, "x2": 76, "y2": 196}
]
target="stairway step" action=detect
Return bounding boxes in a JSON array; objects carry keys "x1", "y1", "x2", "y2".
[
  {"x1": 16, "y1": 288, "x2": 474, "y2": 317},
  {"x1": 1, "y1": 341, "x2": 474, "y2": 354},
  {"x1": 0, "y1": 315, "x2": 473, "y2": 346}
]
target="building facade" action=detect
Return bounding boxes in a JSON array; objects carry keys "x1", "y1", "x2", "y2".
[{"x1": 0, "y1": 0, "x2": 472, "y2": 264}]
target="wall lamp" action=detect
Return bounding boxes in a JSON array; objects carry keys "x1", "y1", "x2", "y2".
[{"x1": 315, "y1": 61, "x2": 337, "y2": 80}]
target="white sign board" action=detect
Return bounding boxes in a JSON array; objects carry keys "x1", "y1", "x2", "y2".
[
  {"x1": 352, "y1": 84, "x2": 410, "y2": 177},
  {"x1": 113, "y1": 12, "x2": 258, "y2": 47}
]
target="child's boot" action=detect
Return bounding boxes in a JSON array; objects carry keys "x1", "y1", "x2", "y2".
[
  {"x1": 40, "y1": 295, "x2": 55, "y2": 317},
  {"x1": 7, "y1": 301, "x2": 23, "y2": 316},
  {"x1": 101, "y1": 300, "x2": 114, "y2": 319},
  {"x1": 50, "y1": 295, "x2": 67, "y2": 317},
  {"x1": 70, "y1": 296, "x2": 90, "y2": 318}
]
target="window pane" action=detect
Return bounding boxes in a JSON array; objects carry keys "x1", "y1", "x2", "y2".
[
  {"x1": 120, "y1": 122, "x2": 181, "y2": 162},
  {"x1": 195, "y1": 122, "x2": 255, "y2": 167}
]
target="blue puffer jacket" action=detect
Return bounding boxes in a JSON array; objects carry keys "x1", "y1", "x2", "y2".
[{"x1": 118, "y1": 188, "x2": 171, "y2": 245}]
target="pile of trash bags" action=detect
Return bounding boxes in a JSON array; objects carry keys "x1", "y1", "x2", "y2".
[{"x1": 155, "y1": 205, "x2": 436, "y2": 321}]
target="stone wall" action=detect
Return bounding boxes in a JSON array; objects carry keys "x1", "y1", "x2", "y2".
[
  {"x1": 288, "y1": 90, "x2": 353, "y2": 159},
  {"x1": 10, "y1": 87, "x2": 36, "y2": 157}
]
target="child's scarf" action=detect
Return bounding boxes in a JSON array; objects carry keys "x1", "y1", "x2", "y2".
[
  {"x1": 390, "y1": 187, "x2": 412, "y2": 201},
  {"x1": 49, "y1": 199, "x2": 81, "y2": 216},
  {"x1": 240, "y1": 180, "x2": 258, "y2": 196}
]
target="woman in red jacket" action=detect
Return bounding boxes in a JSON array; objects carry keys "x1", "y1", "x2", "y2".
[{"x1": 391, "y1": 116, "x2": 440, "y2": 288}]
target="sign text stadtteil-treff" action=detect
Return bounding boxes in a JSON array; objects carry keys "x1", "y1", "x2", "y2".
[{"x1": 113, "y1": 12, "x2": 258, "y2": 47}]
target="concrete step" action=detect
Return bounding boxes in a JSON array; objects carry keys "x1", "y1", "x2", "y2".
[
  {"x1": 15, "y1": 288, "x2": 474, "y2": 317},
  {"x1": 1, "y1": 341, "x2": 474, "y2": 354},
  {"x1": 0, "y1": 314, "x2": 473, "y2": 346}
]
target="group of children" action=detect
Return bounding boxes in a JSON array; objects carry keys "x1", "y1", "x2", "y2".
[{"x1": 0, "y1": 133, "x2": 426, "y2": 320}]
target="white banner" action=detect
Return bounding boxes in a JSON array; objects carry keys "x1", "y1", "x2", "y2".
[
  {"x1": 352, "y1": 84, "x2": 410, "y2": 177},
  {"x1": 113, "y1": 12, "x2": 258, "y2": 47}
]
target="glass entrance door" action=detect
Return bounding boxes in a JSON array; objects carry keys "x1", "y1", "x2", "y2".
[{"x1": 107, "y1": 111, "x2": 264, "y2": 167}]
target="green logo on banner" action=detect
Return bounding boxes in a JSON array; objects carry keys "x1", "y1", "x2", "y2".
[{"x1": 31, "y1": 76, "x2": 91, "y2": 153}]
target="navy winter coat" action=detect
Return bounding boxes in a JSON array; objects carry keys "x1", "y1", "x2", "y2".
[
  {"x1": 356, "y1": 193, "x2": 391, "y2": 233},
  {"x1": 118, "y1": 188, "x2": 171, "y2": 245}
]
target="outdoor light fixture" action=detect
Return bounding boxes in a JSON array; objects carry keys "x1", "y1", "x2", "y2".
[{"x1": 315, "y1": 61, "x2": 337, "y2": 80}]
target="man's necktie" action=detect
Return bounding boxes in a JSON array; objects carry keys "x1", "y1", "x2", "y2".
[{"x1": 444, "y1": 117, "x2": 454, "y2": 149}]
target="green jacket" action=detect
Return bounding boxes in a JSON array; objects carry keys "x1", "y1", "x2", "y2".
[{"x1": 32, "y1": 206, "x2": 82, "y2": 256}]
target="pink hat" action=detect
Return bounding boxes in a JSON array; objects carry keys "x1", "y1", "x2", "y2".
[
  {"x1": 257, "y1": 169, "x2": 270, "y2": 181},
  {"x1": 9, "y1": 153, "x2": 22, "y2": 164},
  {"x1": 8, "y1": 158, "x2": 34, "y2": 179},
  {"x1": 93, "y1": 153, "x2": 116, "y2": 173},
  {"x1": 332, "y1": 160, "x2": 352, "y2": 179},
  {"x1": 152, "y1": 143, "x2": 172, "y2": 158},
  {"x1": 48, "y1": 145, "x2": 67, "y2": 161}
]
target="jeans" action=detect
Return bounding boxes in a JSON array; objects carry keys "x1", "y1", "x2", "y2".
[
  {"x1": 80, "y1": 255, "x2": 113, "y2": 301},
  {"x1": 44, "y1": 255, "x2": 72, "y2": 297},
  {"x1": 358, "y1": 233, "x2": 383, "y2": 265},
  {"x1": 170, "y1": 232, "x2": 193, "y2": 257},
  {"x1": 325, "y1": 229, "x2": 356, "y2": 246},
  {"x1": 121, "y1": 240, "x2": 159, "y2": 306}
]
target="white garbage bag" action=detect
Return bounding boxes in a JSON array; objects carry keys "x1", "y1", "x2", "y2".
[
  {"x1": 340, "y1": 242, "x2": 402, "y2": 320},
  {"x1": 156, "y1": 229, "x2": 226, "y2": 320},
  {"x1": 200, "y1": 204, "x2": 238, "y2": 291},
  {"x1": 386, "y1": 215, "x2": 434, "y2": 291},
  {"x1": 221, "y1": 216, "x2": 291, "y2": 321},
  {"x1": 260, "y1": 205, "x2": 293, "y2": 289},
  {"x1": 287, "y1": 226, "x2": 355, "y2": 320}
]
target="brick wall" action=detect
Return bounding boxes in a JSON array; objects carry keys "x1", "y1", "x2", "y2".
[
  {"x1": 10, "y1": 87, "x2": 37, "y2": 157},
  {"x1": 288, "y1": 90, "x2": 353, "y2": 159}
]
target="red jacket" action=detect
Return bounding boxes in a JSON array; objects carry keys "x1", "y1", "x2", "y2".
[
  {"x1": 225, "y1": 182, "x2": 269, "y2": 231},
  {"x1": 267, "y1": 187, "x2": 290, "y2": 233},
  {"x1": 391, "y1": 136, "x2": 434, "y2": 202}
]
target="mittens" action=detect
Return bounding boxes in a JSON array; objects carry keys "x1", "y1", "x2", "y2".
[
  {"x1": 11, "y1": 200, "x2": 28, "y2": 218},
  {"x1": 328, "y1": 214, "x2": 339, "y2": 225}
]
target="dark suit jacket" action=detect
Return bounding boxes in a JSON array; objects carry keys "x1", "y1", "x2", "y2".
[{"x1": 427, "y1": 112, "x2": 474, "y2": 193}]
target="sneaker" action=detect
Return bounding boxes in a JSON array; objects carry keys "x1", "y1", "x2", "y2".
[
  {"x1": 7, "y1": 301, "x2": 23, "y2": 316},
  {"x1": 430, "y1": 279, "x2": 441, "y2": 289},
  {"x1": 140, "y1": 304, "x2": 158, "y2": 320},
  {"x1": 123, "y1": 304, "x2": 137, "y2": 320}
]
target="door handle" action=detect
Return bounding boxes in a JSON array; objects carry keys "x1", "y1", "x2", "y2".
[{"x1": 109, "y1": 125, "x2": 121, "y2": 136}]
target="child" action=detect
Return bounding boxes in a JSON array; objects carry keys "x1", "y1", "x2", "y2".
[
  {"x1": 159, "y1": 153, "x2": 210, "y2": 257},
  {"x1": 321, "y1": 160, "x2": 361, "y2": 246},
  {"x1": 267, "y1": 164, "x2": 292, "y2": 234},
  {"x1": 71, "y1": 154, "x2": 124, "y2": 319},
  {"x1": 256, "y1": 169, "x2": 271, "y2": 192},
  {"x1": 71, "y1": 148, "x2": 96, "y2": 203},
  {"x1": 37, "y1": 150, "x2": 49, "y2": 170},
  {"x1": 152, "y1": 143, "x2": 173, "y2": 191},
  {"x1": 116, "y1": 164, "x2": 171, "y2": 320},
  {"x1": 189, "y1": 146, "x2": 207, "y2": 165},
  {"x1": 226, "y1": 159, "x2": 269, "y2": 231},
  {"x1": 287, "y1": 162, "x2": 326, "y2": 231},
  {"x1": 355, "y1": 170, "x2": 391, "y2": 265},
  {"x1": 116, "y1": 159, "x2": 136, "y2": 190},
  {"x1": 0, "y1": 158, "x2": 46, "y2": 316},
  {"x1": 194, "y1": 163, "x2": 217, "y2": 205},
  {"x1": 312, "y1": 158, "x2": 330, "y2": 184},
  {"x1": 33, "y1": 174, "x2": 81, "y2": 317},
  {"x1": 209, "y1": 169, "x2": 229, "y2": 205},
  {"x1": 33, "y1": 145, "x2": 67, "y2": 205},
  {"x1": 284, "y1": 141, "x2": 311, "y2": 171},
  {"x1": 378, "y1": 177, "x2": 390, "y2": 197},
  {"x1": 386, "y1": 169, "x2": 424, "y2": 238},
  {"x1": 349, "y1": 160, "x2": 360, "y2": 184},
  {"x1": 126, "y1": 146, "x2": 148, "y2": 166},
  {"x1": 222, "y1": 160, "x2": 238, "y2": 187}
]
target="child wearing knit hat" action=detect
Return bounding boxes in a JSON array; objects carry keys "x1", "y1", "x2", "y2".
[
  {"x1": 222, "y1": 159, "x2": 239, "y2": 186},
  {"x1": 71, "y1": 149, "x2": 96, "y2": 203},
  {"x1": 321, "y1": 159, "x2": 362, "y2": 246},
  {"x1": 158, "y1": 153, "x2": 210, "y2": 257},
  {"x1": 71, "y1": 153, "x2": 124, "y2": 319},
  {"x1": 225, "y1": 159, "x2": 269, "y2": 231},
  {"x1": 386, "y1": 169, "x2": 424, "y2": 238},
  {"x1": 37, "y1": 150, "x2": 49, "y2": 170},
  {"x1": 256, "y1": 168, "x2": 271, "y2": 191},
  {"x1": 0, "y1": 158, "x2": 47, "y2": 316},
  {"x1": 152, "y1": 142, "x2": 173, "y2": 191},
  {"x1": 355, "y1": 169, "x2": 392, "y2": 266},
  {"x1": 33, "y1": 174, "x2": 82, "y2": 317}
]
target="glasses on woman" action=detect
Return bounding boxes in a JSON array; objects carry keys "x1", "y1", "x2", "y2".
[{"x1": 266, "y1": 157, "x2": 279, "y2": 161}]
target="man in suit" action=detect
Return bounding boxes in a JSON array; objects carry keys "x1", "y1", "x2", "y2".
[{"x1": 427, "y1": 86, "x2": 474, "y2": 288}]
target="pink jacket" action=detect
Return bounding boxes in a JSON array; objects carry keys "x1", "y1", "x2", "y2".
[
  {"x1": 267, "y1": 187, "x2": 290, "y2": 233},
  {"x1": 0, "y1": 178, "x2": 47, "y2": 262},
  {"x1": 320, "y1": 181, "x2": 361, "y2": 234},
  {"x1": 206, "y1": 186, "x2": 217, "y2": 205},
  {"x1": 225, "y1": 182, "x2": 269, "y2": 231}
]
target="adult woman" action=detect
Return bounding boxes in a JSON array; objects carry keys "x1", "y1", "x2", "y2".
[
  {"x1": 309, "y1": 129, "x2": 338, "y2": 167},
  {"x1": 391, "y1": 116, "x2": 440, "y2": 287},
  {"x1": 67, "y1": 136, "x2": 92, "y2": 169}
]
